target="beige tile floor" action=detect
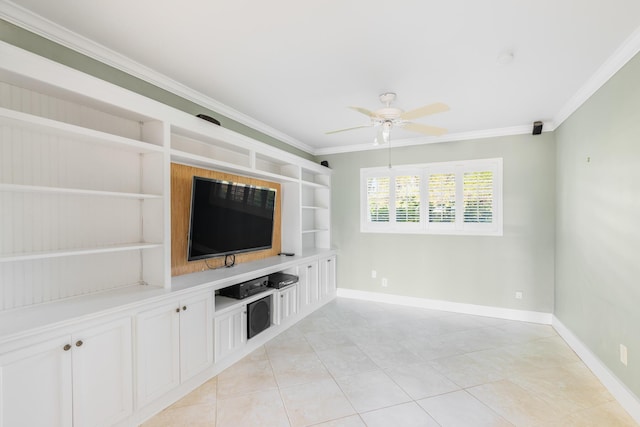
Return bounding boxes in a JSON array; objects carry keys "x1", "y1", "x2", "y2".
[{"x1": 141, "y1": 297, "x2": 638, "y2": 427}]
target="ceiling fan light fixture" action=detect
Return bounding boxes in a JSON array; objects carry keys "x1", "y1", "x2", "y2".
[{"x1": 382, "y1": 120, "x2": 392, "y2": 144}]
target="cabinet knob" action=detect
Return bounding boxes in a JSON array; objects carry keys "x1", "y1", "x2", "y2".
[
  {"x1": 63, "y1": 344, "x2": 71, "y2": 351},
  {"x1": 176, "y1": 307, "x2": 181, "y2": 313},
  {"x1": 307, "y1": 265, "x2": 312, "y2": 269},
  {"x1": 75, "y1": 340, "x2": 83, "y2": 347},
  {"x1": 183, "y1": 306, "x2": 187, "y2": 311},
  {"x1": 280, "y1": 294, "x2": 284, "y2": 298}
]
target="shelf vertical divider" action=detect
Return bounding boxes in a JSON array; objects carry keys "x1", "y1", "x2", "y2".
[
  {"x1": 280, "y1": 165, "x2": 302, "y2": 255},
  {"x1": 141, "y1": 120, "x2": 171, "y2": 289}
]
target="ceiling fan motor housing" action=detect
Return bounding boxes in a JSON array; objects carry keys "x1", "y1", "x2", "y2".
[{"x1": 376, "y1": 107, "x2": 403, "y2": 120}]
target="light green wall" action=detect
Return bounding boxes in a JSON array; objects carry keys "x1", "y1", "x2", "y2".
[
  {"x1": 0, "y1": 18, "x2": 313, "y2": 160},
  {"x1": 555, "y1": 52, "x2": 640, "y2": 396},
  {"x1": 323, "y1": 132, "x2": 556, "y2": 312}
]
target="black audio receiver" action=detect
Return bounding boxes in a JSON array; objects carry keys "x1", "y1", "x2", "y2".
[
  {"x1": 219, "y1": 276, "x2": 269, "y2": 299},
  {"x1": 267, "y1": 272, "x2": 299, "y2": 289}
]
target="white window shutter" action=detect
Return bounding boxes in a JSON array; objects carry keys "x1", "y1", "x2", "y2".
[
  {"x1": 395, "y1": 175, "x2": 421, "y2": 223},
  {"x1": 463, "y1": 171, "x2": 493, "y2": 224},
  {"x1": 366, "y1": 176, "x2": 390, "y2": 223},
  {"x1": 428, "y1": 173, "x2": 456, "y2": 223}
]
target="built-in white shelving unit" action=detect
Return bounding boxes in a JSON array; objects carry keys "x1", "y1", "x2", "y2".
[
  {"x1": 0, "y1": 40, "x2": 336, "y2": 427},
  {"x1": 0, "y1": 39, "x2": 332, "y2": 313},
  {"x1": 0, "y1": 49, "x2": 168, "y2": 312}
]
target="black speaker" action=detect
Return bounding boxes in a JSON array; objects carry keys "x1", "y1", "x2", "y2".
[
  {"x1": 532, "y1": 121, "x2": 543, "y2": 135},
  {"x1": 247, "y1": 295, "x2": 271, "y2": 339},
  {"x1": 196, "y1": 113, "x2": 221, "y2": 126}
]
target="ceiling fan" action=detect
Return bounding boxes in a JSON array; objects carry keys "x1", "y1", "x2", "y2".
[{"x1": 326, "y1": 92, "x2": 449, "y2": 144}]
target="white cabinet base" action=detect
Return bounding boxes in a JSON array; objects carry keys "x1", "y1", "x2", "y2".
[
  {"x1": 0, "y1": 318, "x2": 133, "y2": 427},
  {"x1": 0, "y1": 335, "x2": 73, "y2": 427},
  {"x1": 135, "y1": 292, "x2": 213, "y2": 410}
]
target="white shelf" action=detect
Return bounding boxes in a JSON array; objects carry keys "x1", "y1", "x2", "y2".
[
  {"x1": 171, "y1": 149, "x2": 299, "y2": 183},
  {"x1": 214, "y1": 295, "x2": 240, "y2": 313},
  {"x1": 300, "y1": 180, "x2": 329, "y2": 189},
  {"x1": 301, "y1": 205, "x2": 328, "y2": 210},
  {"x1": 0, "y1": 242, "x2": 163, "y2": 263},
  {"x1": 0, "y1": 107, "x2": 164, "y2": 154},
  {"x1": 0, "y1": 183, "x2": 162, "y2": 199},
  {"x1": 301, "y1": 229, "x2": 329, "y2": 234},
  {"x1": 214, "y1": 289, "x2": 275, "y2": 314}
]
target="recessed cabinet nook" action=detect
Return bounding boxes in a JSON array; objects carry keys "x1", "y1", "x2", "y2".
[{"x1": 0, "y1": 42, "x2": 335, "y2": 427}]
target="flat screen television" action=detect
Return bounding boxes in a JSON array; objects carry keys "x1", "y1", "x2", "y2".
[{"x1": 187, "y1": 176, "x2": 277, "y2": 261}]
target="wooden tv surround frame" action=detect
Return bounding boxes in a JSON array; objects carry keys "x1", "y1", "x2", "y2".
[
  {"x1": 0, "y1": 42, "x2": 335, "y2": 426},
  {"x1": 171, "y1": 163, "x2": 283, "y2": 276}
]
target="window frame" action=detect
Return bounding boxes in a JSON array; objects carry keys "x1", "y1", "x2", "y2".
[{"x1": 360, "y1": 158, "x2": 503, "y2": 236}]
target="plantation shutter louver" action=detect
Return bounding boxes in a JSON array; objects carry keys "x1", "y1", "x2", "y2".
[
  {"x1": 366, "y1": 176, "x2": 390, "y2": 222},
  {"x1": 395, "y1": 175, "x2": 420, "y2": 223},
  {"x1": 428, "y1": 173, "x2": 456, "y2": 223},
  {"x1": 463, "y1": 171, "x2": 493, "y2": 223}
]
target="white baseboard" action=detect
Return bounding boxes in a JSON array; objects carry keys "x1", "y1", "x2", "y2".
[
  {"x1": 552, "y1": 316, "x2": 640, "y2": 424},
  {"x1": 336, "y1": 288, "x2": 552, "y2": 324}
]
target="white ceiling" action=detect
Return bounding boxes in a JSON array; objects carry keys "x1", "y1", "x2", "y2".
[{"x1": 3, "y1": 0, "x2": 640, "y2": 155}]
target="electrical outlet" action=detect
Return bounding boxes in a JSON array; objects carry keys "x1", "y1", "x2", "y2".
[
  {"x1": 371, "y1": 270, "x2": 377, "y2": 279},
  {"x1": 382, "y1": 278, "x2": 388, "y2": 287},
  {"x1": 515, "y1": 291, "x2": 523, "y2": 300},
  {"x1": 620, "y1": 344, "x2": 628, "y2": 366}
]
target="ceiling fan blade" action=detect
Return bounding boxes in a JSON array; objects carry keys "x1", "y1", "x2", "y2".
[
  {"x1": 348, "y1": 106, "x2": 378, "y2": 118},
  {"x1": 325, "y1": 125, "x2": 371, "y2": 135},
  {"x1": 400, "y1": 102, "x2": 449, "y2": 120},
  {"x1": 402, "y1": 122, "x2": 448, "y2": 136}
]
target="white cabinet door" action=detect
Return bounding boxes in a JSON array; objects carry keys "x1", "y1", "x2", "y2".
[
  {"x1": 179, "y1": 292, "x2": 213, "y2": 381},
  {"x1": 298, "y1": 260, "x2": 319, "y2": 312},
  {"x1": 274, "y1": 285, "x2": 299, "y2": 325},
  {"x1": 319, "y1": 255, "x2": 337, "y2": 300},
  {"x1": 214, "y1": 306, "x2": 246, "y2": 362},
  {"x1": 0, "y1": 336, "x2": 73, "y2": 427},
  {"x1": 135, "y1": 301, "x2": 180, "y2": 408},
  {"x1": 135, "y1": 292, "x2": 212, "y2": 407},
  {"x1": 72, "y1": 318, "x2": 133, "y2": 427}
]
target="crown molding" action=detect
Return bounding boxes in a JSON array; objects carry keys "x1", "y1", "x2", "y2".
[
  {"x1": 553, "y1": 26, "x2": 640, "y2": 128},
  {"x1": 315, "y1": 123, "x2": 554, "y2": 156},
  {"x1": 0, "y1": 0, "x2": 315, "y2": 155}
]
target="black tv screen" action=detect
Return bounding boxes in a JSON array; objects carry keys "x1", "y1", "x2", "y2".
[{"x1": 187, "y1": 176, "x2": 277, "y2": 261}]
